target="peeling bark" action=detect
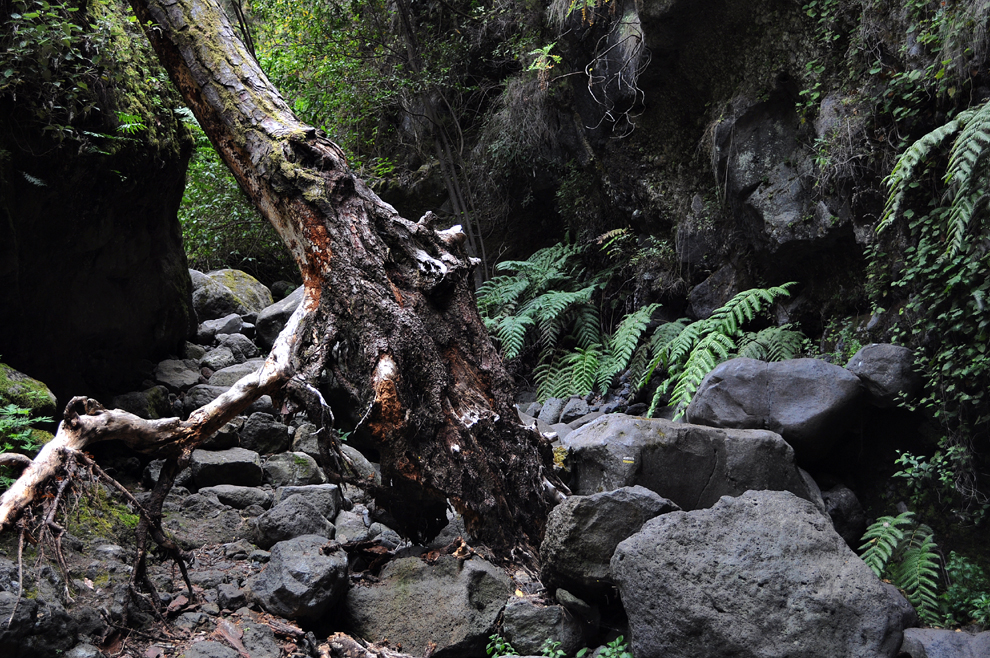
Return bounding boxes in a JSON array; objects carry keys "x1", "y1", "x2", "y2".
[{"x1": 0, "y1": 0, "x2": 560, "y2": 559}]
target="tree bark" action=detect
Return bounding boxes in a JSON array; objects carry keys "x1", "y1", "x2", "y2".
[{"x1": 0, "y1": 0, "x2": 560, "y2": 558}]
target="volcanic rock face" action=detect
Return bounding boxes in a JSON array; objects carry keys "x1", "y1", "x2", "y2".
[{"x1": 611, "y1": 490, "x2": 917, "y2": 658}]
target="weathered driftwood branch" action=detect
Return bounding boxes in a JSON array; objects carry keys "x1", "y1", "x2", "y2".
[{"x1": 0, "y1": 295, "x2": 313, "y2": 533}]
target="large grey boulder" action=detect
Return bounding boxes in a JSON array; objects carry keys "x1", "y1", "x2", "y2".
[
  {"x1": 256, "y1": 285, "x2": 304, "y2": 351},
  {"x1": 217, "y1": 333, "x2": 260, "y2": 363},
  {"x1": 540, "y1": 486, "x2": 679, "y2": 600},
  {"x1": 846, "y1": 343, "x2": 922, "y2": 408},
  {"x1": 559, "y1": 397, "x2": 591, "y2": 424},
  {"x1": 153, "y1": 358, "x2": 201, "y2": 391},
  {"x1": 0, "y1": 591, "x2": 78, "y2": 658},
  {"x1": 263, "y1": 452, "x2": 326, "y2": 487},
  {"x1": 686, "y1": 357, "x2": 864, "y2": 464},
  {"x1": 192, "y1": 269, "x2": 273, "y2": 322},
  {"x1": 0, "y1": 92, "x2": 195, "y2": 402},
  {"x1": 898, "y1": 628, "x2": 990, "y2": 658},
  {"x1": 111, "y1": 385, "x2": 171, "y2": 419},
  {"x1": 272, "y1": 484, "x2": 344, "y2": 519},
  {"x1": 182, "y1": 384, "x2": 230, "y2": 413},
  {"x1": 502, "y1": 597, "x2": 585, "y2": 657},
  {"x1": 208, "y1": 361, "x2": 263, "y2": 387},
  {"x1": 200, "y1": 347, "x2": 237, "y2": 371},
  {"x1": 190, "y1": 447, "x2": 263, "y2": 489},
  {"x1": 821, "y1": 484, "x2": 866, "y2": 548},
  {"x1": 197, "y1": 313, "x2": 243, "y2": 343},
  {"x1": 562, "y1": 414, "x2": 818, "y2": 510},
  {"x1": 246, "y1": 534, "x2": 348, "y2": 620},
  {"x1": 345, "y1": 555, "x2": 511, "y2": 658},
  {"x1": 252, "y1": 494, "x2": 334, "y2": 549},
  {"x1": 206, "y1": 269, "x2": 273, "y2": 315},
  {"x1": 197, "y1": 485, "x2": 272, "y2": 510},
  {"x1": 0, "y1": 362, "x2": 57, "y2": 417},
  {"x1": 538, "y1": 397, "x2": 568, "y2": 425},
  {"x1": 191, "y1": 270, "x2": 250, "y2": 322},
  {"x1": 611, "y1": 490, "x2": 916, "y2": 658},
  {"x1": 240, "y1": 412, "x2": 291, "y2": 454}
]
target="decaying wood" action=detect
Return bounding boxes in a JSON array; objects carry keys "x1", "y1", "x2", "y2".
[
  {"x1": 0, "y1": 0, "x2": 563, "y2": 568},
  {"x1": 122, "y1": 0, "x2": 563, "y2": 554}
]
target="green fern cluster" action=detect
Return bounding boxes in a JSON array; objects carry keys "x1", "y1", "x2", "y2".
[
  {"x1": 639, "y1": 285, "x2": 801, "y2": 418},
  {"x1": 479, "y1": 241, "x2": 804, "y2": 409},
  {"x1": 478, "y1": 242, "x2": 600, "y2": 361},
  {"x1": 859, "y1": 511, "x2": 941, "y2": 626},
  {"x1": 880, "y1": 101, "x2": 990, "y2": 258}
]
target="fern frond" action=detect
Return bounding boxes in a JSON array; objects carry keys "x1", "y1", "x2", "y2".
[
  {"x1": 894, "y1": 530, "x2": 941, "y2": 626},
  {"x1": 562, "y1": 344, "x2": 602, "y2": 396},
  {"x1": 520, "y1": 285, "x2": 597, "y2": 326},
  {"x1": 708, "y1": 285, "x2": 795, "y2": 337},
  {"x1": 660, "y1": 330, "x2": 737, "y2": 418},
  {"x1": 477, "y1": 275, "x2": 529, "y2": 317},
  {"x1": 880, "y1": 111, "x2": 971, "y2": 233},
  {"x1": 859, "y1": 512, "x2": 915, "y2": 578},
  {"x1": 493, "y1": 314, "x2": 535, "y2": 360},
  {"x1": 572, "y1": 303, "x2": 603, "y2": 349},
  {"x1": 637, "y1": 319, "x2": 692, "y2": 390},
  {"x1": 737, "y1": 326, "x2": 807, "y2": 361},
  {"x1": 597, "y1": 303, "x2": 660, "y2": 389},
  {"x1": 941, "y1": 105, "x2": 990, "y2": 256},
  {"x1": 534, "y1": 352, "x2": 569, "y2": 402}
]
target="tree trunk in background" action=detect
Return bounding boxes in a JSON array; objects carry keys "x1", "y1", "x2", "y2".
[{"x1": 122, "y1": 0, "x2": 557, "y2": 554}]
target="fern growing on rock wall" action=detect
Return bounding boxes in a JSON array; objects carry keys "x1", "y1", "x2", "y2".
[
  {"x1": 874, "y1": 100, "x2": 990, "y2": 517},
  {"x1": 479, "y1": 242, "x2": 803, "y2": 407},
  {"x1": 859, "y1": 511, "x2": 942, "y2": 626},
  {"x1": 640, "y1": 284, "x2": 799, "y2": 418}
]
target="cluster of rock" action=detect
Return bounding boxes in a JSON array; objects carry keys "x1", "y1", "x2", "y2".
[{"x1": 3, "y1": 269, "x2": 987, "y2": 658}]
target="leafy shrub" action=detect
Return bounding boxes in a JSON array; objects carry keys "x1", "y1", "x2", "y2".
[
  {"x1": 942, "y1": 552, "x2": 990, "y2": 627},
  {"x1": 893, "y1": 441, "x2": 988, "y2": 523},
  {"x1": 0, "y1": 0, "x2": 105, "y2": 139},
  {"x1": 486, "y1": 634, "x2": 518, "y2": 657},
  {"x1": 576, "y1": 636, "x2": 633, "y2": 658}
]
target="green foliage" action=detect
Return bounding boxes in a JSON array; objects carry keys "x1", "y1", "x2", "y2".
[
  {"x1": 540, "y1": 638, "x2": 566, "y2": 658},
  {"x1": 873, "y1": 97, "x2": 990, "y2": 517},
  {"x1": 893, "y1": 440, "x2": 988, "y2": 522},
  {"x1": 527, "y1": 42, "x2": 561, "y2": 90},
  {"x1": 641, "y1": 285, "x2": 799, "y2": 418},
  {"x1": 252, "y1": 0, "x2": 404, "y2": 163},
  {"x1": 480, "y1": 242, "x2": 800, "y2": 410},
  {"x1": 0, "y1": 402, "x2": 52, "y2": 492},
  {"x1": 487, "y1": 634, "x2": 518, "y2": 658},
  {"x1": 859, "y1": 512, "x2": 941, "y2": 626},
  {"x1": 175, "y1": 108, "x2": 295, "y2": 282},
  {"x1": 478, "y1": 241, "x2": 598, "y2": 361},
  {"x1": 0, "y1": 0, "x2": 105, "y2": 138},
  {"x1": 942, "y1": 552, "x2": 990, "y2": 626},
  {"x1": 576, "y1": 636, "x2": 632, "y2": 658}
]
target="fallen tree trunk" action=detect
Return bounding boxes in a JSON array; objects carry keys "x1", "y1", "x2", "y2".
[{"x1": 0, "y1": 0, "x2": 560, "y2": 558}]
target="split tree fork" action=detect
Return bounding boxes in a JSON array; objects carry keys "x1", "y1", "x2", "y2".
[{"x1": 0, "y1": 0, "x2": 565, "y2": 593}]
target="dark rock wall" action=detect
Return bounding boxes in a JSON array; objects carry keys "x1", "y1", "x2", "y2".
[{"x1": 0, "y1": 0, "x2": 195, "y2": 401}]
